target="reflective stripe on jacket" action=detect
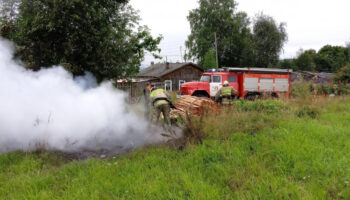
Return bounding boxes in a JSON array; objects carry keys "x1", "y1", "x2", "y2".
[
  {"x1": 221, "y1": 87, "x2": 233, "y2": 97},
  {"x1": 150, "y1": 88, "x2": 169, "y2": 106}
]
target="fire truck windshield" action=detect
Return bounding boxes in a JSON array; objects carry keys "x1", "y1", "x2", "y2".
[{"x1": 200, "y1": 75, "x2": 210, "y2": 82}]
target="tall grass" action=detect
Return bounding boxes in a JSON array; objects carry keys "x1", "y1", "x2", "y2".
[{"x1": 1, "y1": 96, "x2": 349, "y2": 199}]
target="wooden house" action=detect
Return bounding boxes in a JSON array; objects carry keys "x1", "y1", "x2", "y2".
[{"x1": 136, "y1": 62, "x2": 203, "y2": 91}]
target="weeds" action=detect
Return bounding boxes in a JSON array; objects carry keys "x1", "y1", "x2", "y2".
[
  {"x1": 180, "y1": 96, "x2": 348, "y2": 144},
  {"x1": 1, "y1": 96, "x2": 350, "y2": 199},
  {"x1": 179, "y1": 100, "x2": 289, "y2": 143},
  {"x1": 181, "y1": 111, "x2": 205, "y2": 145},
  {"x1": 233, "y1": 99, "x2": 289, "y2": 114},
  {"x1": 292, "y1": 82, "x2": 312, "y2": 99},
  {"x1": 295, "y1": 105, "x2": 321, "y2": 119}
]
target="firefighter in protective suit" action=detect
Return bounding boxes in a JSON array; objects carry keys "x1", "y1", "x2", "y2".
[
  {"x1": 150, "y1": 86, "x2": 171, "y2": 125},
  {"x1": 215, "y1": 80, "x2": 237, "y2": 105}
]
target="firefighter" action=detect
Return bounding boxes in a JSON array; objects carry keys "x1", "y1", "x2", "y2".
[
  {"x1": 150, "y1": 85, "x2": 171, "y2": 125},
  {"x1": 215, "y1": 80, "x2": 237, "y2": 105},
  {"x1": 143, "y1": 82, "x2": 152, "y2": 119}
]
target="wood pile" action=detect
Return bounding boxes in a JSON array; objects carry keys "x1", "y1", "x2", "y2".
[{"x1": 170, "y1": 95, "x2": 219, "y2": 118}]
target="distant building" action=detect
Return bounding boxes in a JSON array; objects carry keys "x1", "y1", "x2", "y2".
[
  {"x1": 291, "y1": 71, "x2": 333, "y2": 83},
  {"x1": 135, "y1": 62, "x2": 203, "y2": 91}
]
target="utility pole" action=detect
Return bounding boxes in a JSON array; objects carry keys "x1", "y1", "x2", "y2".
[
  {"x1": 214, "y1": 32, "x2": 219, "y2": 69},
  {"x1": 180, "y1": 46, "x2": 183, "y2": 62}
]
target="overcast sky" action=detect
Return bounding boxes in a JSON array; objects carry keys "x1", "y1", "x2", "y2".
[{"x1": 130, "y1": 0, "x2": 350, "y2": 67}]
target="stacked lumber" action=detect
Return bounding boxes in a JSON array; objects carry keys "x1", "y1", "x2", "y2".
[{"x1": 170, "y1": 95, "x2": 219, "y2": 118}]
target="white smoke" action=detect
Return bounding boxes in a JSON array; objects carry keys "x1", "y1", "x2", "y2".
[{"x1": 0, "y1": 39, "x2": 165, "y2": 154}]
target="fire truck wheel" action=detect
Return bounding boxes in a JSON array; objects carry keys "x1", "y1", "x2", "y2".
[
  {"x1": 244, "y1": 93, "x2": 261, "y2": 101},
  {"x1": 271, "y1": 92, "x2": 279, "y2": 98},
  {"x1": 192, "y1": 92, "x2": 209, "y2": 98}
]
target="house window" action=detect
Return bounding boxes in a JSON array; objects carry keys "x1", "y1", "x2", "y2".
[
  {"x1": 212, "y1": 75, "x2": 221, "y2": 83},
  {"x1": 179, "y1": 80, "x2": 186, "y2": 89},
  {"x1": 164, "y1": 80, "x2": 172, "y2": 91},
  {"x1": 228, "y1": 76, "x2": 236, "y2": 83}
]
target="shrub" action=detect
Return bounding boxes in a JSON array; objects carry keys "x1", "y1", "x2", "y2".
[
  {"x1": 334, "y1": 66, "x2": 350, "y2": 84},
  {"x1": 292, "y1": 82, "x2": 312, "y2": 99},
  {"x1": 338, "y1": 84, "x2": 350, "y2": 95},
  {"x1": 317, "y1": 84, "x2": 333, "y2": 95}
]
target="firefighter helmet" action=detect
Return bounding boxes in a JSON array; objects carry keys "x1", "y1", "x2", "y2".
[{"x1": 223, "y1": 80, "x2": 229, "y2": 86}]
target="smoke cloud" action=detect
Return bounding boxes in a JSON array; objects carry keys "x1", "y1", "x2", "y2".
[{"x1": 0, "y1": 39, "x2": 165, "y2": 154}]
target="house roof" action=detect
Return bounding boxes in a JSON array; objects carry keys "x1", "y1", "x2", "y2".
[{"x1": 137, "y1": 62, "x2": 203, "y2": 78}]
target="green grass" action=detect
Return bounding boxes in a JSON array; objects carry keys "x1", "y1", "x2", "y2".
[{"x1": 1, "y1": 97, "x2": 350, "y2": 199}]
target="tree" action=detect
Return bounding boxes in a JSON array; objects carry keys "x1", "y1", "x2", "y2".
[
  {"x1": 0, "y1": 0, "x2": 20, "y2": 21},
  {"x1": 334, "y1": 66, "x2": 350, "y2": 84},
  {"x1": 346, "y1": 40, "x2": 350, "y2": 49},
  {"x1": 1, "y1": 0, "x2": 161, "y2": 81},
  {"x1": 295, "y1": 49, "x2": 317, "y2": 71},
  {"x1": 278, "y1": 58, "x2": 297, "y2": 71},
  {"x1": 185, "y1": 0, "x2": 252, "y2": 67},
  {"x1": 202, "y1": 49, "x2": 216, "y2": 70},
  {"x1": 0, "y1": 0, "x2": 20, "y2": 39},
  {"x1": 315, "y1": 45, "x2": 350, "y2": 72},
  {"x1": 252, "y1": 14, "x2": 287, "y2": 67}
]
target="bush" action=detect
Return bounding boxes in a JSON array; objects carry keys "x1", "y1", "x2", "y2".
[
  {"x1": 292, "y1": 82, "x2": 312, "y2": 99},
  {"x1": 338, "y1": 84, "x2": 350, "y2": 95},
  {"x1": 334, "y1": 66, "x2": 350, "y2": 84},
  {"x1": 317, "y1": 84, "x2": 333, "y2": 95}
]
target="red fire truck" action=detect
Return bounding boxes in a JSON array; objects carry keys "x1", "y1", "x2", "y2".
[{"x1": 179, "y1": 67, "x2": 293, "y2": 99}]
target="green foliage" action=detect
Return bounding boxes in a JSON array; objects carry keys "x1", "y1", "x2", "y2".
[
  {"x1": 0, "y1": 0, "x2": 20, "y2": 39},
  {"x1": 0, "y1": 0, "x2": 20, "y2": 21},
  {"x1": 202, "y1": 48, "x2": 217, "y2": 70},
  {"x1": 337, "y1": 84, "x2": 350, "y2": 95},
  {"x1": 252, "y1": 14, "x2": 288, "y2": 67},
  {"x1": 0, "y1": 0, "x2": 162, "y2": 81},
  {"x1": 185, "y1": 1, "x2": 288, "y2": 68},
  {"x1": 293, "y1": 81, "x2": 350, "y2": 97},
  {"x1": 292, "y1": 82, "x2": 312, "y2": 99},
  {"x1": 279, "y1": 45, "x2": 350, "y2": 73},
  {"x1": 334, "y1": 66, "x2": 350, "y2": 84},
  {"x1": 317, "y1": 84, "x2": 334, "y2": 95},
  {"x1": 233, "y1": 99, "x2": 288, "y2": 114},
  {"x1": 315, "y1": 45, "x2": 350, "y2": 72},
  {"x1": 185, "y1": 0, "x2": 252, "y2": 67},
  {"x1": 278, "y1": 58, "x2": 298, "y2": 71},
  {"x1": 296, "y1": 105, "x2": 320, "y2": 118},
  {"x1": 295, "y1": 49, "x2": 317, "y2": 71},
  {"x1": 203, "y1": 110, "x2": 280, "y2": 137}
]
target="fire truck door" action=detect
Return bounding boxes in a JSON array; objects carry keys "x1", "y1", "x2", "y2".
[{"x1": 210, "y1": 75, "x2": 222, "y2": 97}]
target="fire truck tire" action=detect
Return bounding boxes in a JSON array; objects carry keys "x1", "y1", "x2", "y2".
[
  {"x1": 192, "y1": 91, "x2": 209, "y2": 98},
  {"x1": 244, "y1": 93, "x2": 261, "y2": 101},
  {"x1": 271, "y1": 92, "x2": 279, "y2": 98}
]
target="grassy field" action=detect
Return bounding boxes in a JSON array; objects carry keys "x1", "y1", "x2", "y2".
[{"x1": 1, "y1": 96, "x2": 350, "y2": 199}]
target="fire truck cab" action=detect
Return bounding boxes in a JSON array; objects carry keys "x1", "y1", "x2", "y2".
[{"x1": 179, "y1": 67, "x2": 293, "y2": 99}]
